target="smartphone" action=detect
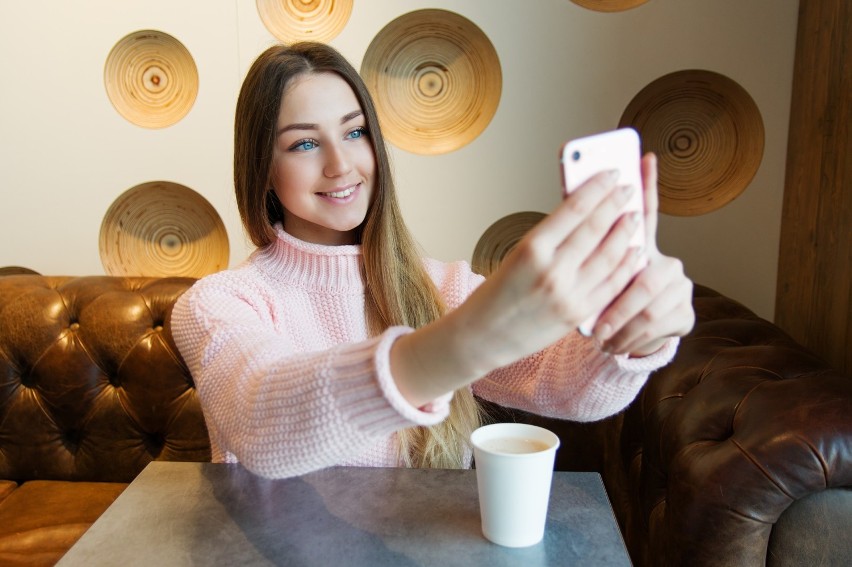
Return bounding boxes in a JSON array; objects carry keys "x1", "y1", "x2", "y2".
[{"x1": 560, "y1": 127, "x2": 647, "y2": 336}]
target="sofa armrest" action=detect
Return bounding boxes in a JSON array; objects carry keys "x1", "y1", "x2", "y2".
[{"x1": 620, "y1": 285, "x2": 852, "y2": 566}]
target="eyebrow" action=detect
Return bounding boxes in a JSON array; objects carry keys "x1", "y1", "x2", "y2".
[{"x1": 277, "y1": 110, "x2": 363, "y2": 137}]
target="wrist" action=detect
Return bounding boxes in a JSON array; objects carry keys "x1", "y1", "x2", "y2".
[
  {"x1": 628, "y1": 337, "x2": 668, "y2": 358},
  {"x1": 389, "y1": 312, "x2": 485, "y2": 407}
]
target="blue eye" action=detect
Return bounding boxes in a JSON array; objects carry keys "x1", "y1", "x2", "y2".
[
  {"x1": 347, "y1": 127, "x2": 368, "y2": 140},
  {"x1": 290, "y1": 139, "x2": 318, "y2": 152}
]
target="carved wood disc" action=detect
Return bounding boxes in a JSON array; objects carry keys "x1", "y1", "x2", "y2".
[
  {"x1": 104, "y1": 30, "x2": 199, "y2": 128},
  {"x1": 619, "y1": 69, "x2": 765, "y2": 216},
  {"x1": 256, "y1": 0, "x2": 353, "y2": 42},
  {"x1": 361, "y1": 9, "x2": 502, "y2": 155},
  {"x1": 472, "y1": 212, "x2": 545, "y2": 277},
  {"x1": 99, "y1": 181, "x2": 229, "y2": 277}
]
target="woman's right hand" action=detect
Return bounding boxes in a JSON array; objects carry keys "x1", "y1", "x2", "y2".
[
  {"x1": 455, "y1": 169, "x2": 644, "y2": 369},
  {"x1": 391, "y1": 169, "x2": 642, "y2": 407}
]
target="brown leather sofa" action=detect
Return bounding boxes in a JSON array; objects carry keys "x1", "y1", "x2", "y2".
[
  {"x1": 1, "y1": 275, "x2": 850, "y2": 566},
  {"x1": 0, "y1": 276, "x2": 210, "y2": 566}
]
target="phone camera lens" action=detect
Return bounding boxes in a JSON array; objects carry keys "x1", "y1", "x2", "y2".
[{"x1": 571, "y1": 150, "x2": 581, "y2": 162}]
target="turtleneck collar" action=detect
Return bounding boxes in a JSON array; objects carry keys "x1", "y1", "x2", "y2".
[{"x1": 252, "y1": 223, "x2": 365, "y2": 293}]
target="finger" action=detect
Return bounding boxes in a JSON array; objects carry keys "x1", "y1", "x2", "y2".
[
  {"x1": 527, "y1": 170, "x2": 622, "y2": 253},
  {"x1": 556, "y1": 183, "x2": 640, "y2": 262},
  {"x1": 581, "y1": 245, "x2": 645, "y2": 325},
  {"x1": 534, "y1": 185, "x2": 641, "y2": 316},
  {"x1": 565, "y1": 206, "x2": 642, "y2": 293},
  {"x1": 602, "y1": 275, "x2": 693, "y2": 354},
  {"x1": 640, "y1": 153, "x2": 660, "y2": 252},
  {"x1": 612, "y1": 294, "x2": 694, "y2": 355},
  {"x1": 593, "y1": 255, "x2": 684, "y2": 341}
]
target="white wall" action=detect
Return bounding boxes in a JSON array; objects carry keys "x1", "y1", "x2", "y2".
[{"x1": 0, "y1": 0, "x2": 798, "y2": 320}]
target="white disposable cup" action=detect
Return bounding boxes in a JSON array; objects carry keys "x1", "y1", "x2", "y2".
[{"x1": 470, "y1": 422, "x2": 560, "y2": 547}]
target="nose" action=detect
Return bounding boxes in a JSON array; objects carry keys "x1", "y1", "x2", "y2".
[{"x1": 323, "y1": 142, "x2": 353, "y2": 177}]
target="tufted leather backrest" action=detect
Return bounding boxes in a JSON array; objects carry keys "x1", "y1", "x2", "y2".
[
  {"x1": 0, "y1": 276, "x2": 210, "y2": 483},
  {"x1": 619, "y1": 285, "x2": 852, "y2": 566}
]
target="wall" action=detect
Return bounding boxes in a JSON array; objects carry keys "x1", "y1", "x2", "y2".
[{"x1": 0, "y1": 0, "x2": 799, "y2": 320}]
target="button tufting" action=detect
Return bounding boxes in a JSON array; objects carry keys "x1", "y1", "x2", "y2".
[
  {"x1": 63, "y1": 429, "x2": 82, "y2": 453},
  {"x1": 0, "y1": 275, "x2": 212, "y2": 486},
  {"x1": 144, "y1": 432, "x2": 166, "y2": 458}
]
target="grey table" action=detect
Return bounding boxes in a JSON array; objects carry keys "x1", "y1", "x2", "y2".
[{"x1": 58, "y1": 462, "x2": 632, "y2": 566}]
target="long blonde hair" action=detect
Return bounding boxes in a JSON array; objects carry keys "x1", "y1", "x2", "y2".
[{"x1": 234, "y1": 42, "x2": 481, "y2": 469}]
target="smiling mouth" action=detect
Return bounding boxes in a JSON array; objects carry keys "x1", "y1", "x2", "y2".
[{"x1": 321, "y1": 185, "x2": 357, "y2": 199}]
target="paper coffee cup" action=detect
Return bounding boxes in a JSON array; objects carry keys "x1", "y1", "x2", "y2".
[{"x1": 470, "y1": 422, "x2": 560, "y2": 547}]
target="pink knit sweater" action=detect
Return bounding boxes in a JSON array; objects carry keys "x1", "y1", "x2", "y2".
[{"x1": 171, "y1": 225, "x2": 677, "y2": 479}]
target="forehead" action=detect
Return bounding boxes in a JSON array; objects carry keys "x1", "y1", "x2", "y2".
[{"x1": 278, "y1": 72, "x2": 362, "y2": 123}]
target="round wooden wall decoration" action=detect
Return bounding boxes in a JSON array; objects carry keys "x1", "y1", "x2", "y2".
[
  {"x1": 104, "y1": 30, "x2": 199, "y2": 129},
  {"x1": 99, "y1": 181, "x2": 229, "y2": 278},
  {"x1": 360, "y1": 9, "x2": 502, "y2": 155},
  {"x1": 256, "y1": 0, "x2": 353, "y2": 43},
  {"x1": 619, "y1": 69, "x2": 764, "y2": 216},
  {"x1": 570, "y1": 0, "x2": 650, "y2": 12},
  {"x1": 0, "y1": 266, "x2": 40, "y2": 276},
  {"x1": 472, "y1": 212, "x2": 545, "y2": 277}
]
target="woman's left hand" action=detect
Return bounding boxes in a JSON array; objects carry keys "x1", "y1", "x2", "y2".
[{"x1": 591, "y1": 153, "x2": 695, "y2": 356}]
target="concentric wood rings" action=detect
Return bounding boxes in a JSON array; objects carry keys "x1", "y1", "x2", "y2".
[
  {"x1": 0, "y1": 267, "x2": 40, "y2": 276},
  {"x1": 104, "y1": 30, "x2": 199, "y2": 129},
  {"x1": 256, "y1": 0, "x2": 353, "y2": 43},
  {"x1": 361, "y1": 9, "x2": 502, "y2": 155},
  {"x1": 619, "y1": 69, "x2": 764, "y2": 216},
  {"x1": 472, "y1": 212, "x2": 545, "y2": 277},
  {"x1": 570, "y1": 0, "x2": 650, "y2": 12},
  {"x1": 99, "y1": 181, "x2": 229, "y2": 278}
]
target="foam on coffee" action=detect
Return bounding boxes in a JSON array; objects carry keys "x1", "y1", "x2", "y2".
[{"x1": 480, "y1": 437, "x2": 550, "y2": 454}]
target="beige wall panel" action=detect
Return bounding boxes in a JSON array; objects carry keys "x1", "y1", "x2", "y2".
[{"x1": 0, "y1": 0, "x2": 798, "y2": 320}]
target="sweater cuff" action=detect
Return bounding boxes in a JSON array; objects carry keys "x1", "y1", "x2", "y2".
[
  {"x1": 372, "y1": 326, "x2": 452, "y2": 425},
  {"x1": 611, "y1": 336, "x2": 680, "y2": 373}
]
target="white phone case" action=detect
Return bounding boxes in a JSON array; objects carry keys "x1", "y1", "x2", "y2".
[{"x1": 560, "y1": 127, "x2": 647, "y2": 336}]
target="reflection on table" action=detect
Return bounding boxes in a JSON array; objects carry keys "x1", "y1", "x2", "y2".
[{"x1": 58, "y1": 462, "x2": 631, "y2": 566}]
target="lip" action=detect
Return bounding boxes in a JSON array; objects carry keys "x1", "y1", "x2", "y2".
[{"x1": 316, "y1": 183, "x2": 361, "y2": 204}]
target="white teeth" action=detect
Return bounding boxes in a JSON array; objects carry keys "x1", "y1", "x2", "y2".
[{"x1": 325, "y1": 187, "x2": 355, "y2": 198}]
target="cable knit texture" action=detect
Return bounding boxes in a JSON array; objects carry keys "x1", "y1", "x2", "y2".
[{"x1": 171, "y1": 225, "x2": 678, "y2": 478}]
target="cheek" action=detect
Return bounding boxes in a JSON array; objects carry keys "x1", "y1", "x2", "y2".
[
  {"x1": 271, "y1": 158, "x2": 303, "y2": 196},
  {"x1": 358, "y1": 147, "x2": 378, "y2": 178},
  {"x1": 270, "y1": 166, "x2": 294, "y2": 208}
]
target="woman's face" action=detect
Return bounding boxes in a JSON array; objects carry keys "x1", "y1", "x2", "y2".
[{"x1": 271, "y1": 72, "x2": 376, "y2": 245}]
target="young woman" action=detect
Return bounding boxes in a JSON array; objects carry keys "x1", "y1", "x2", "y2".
[{"x1": 171, "y1": 42, "x2": 694, "y2": 479}]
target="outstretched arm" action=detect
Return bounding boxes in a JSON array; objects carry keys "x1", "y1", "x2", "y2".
[{"x1": 391, "y1": 154, "x2": 693, "y2": 408}]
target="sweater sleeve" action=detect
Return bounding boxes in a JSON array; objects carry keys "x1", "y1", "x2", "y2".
[
  {"x1": 170, "y1": 276, "x2": 447, "y2": 479},
  {"x1": 472, "y1": 334, "x2": 678, "y2": 421},
  {"x1": 434, "y1": 260, "x2": 679, "y2": 422}
]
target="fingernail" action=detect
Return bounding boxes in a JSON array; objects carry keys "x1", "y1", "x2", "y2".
[{"x1": 597, "y1": 323, "x2": 613, "y2": 342}]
